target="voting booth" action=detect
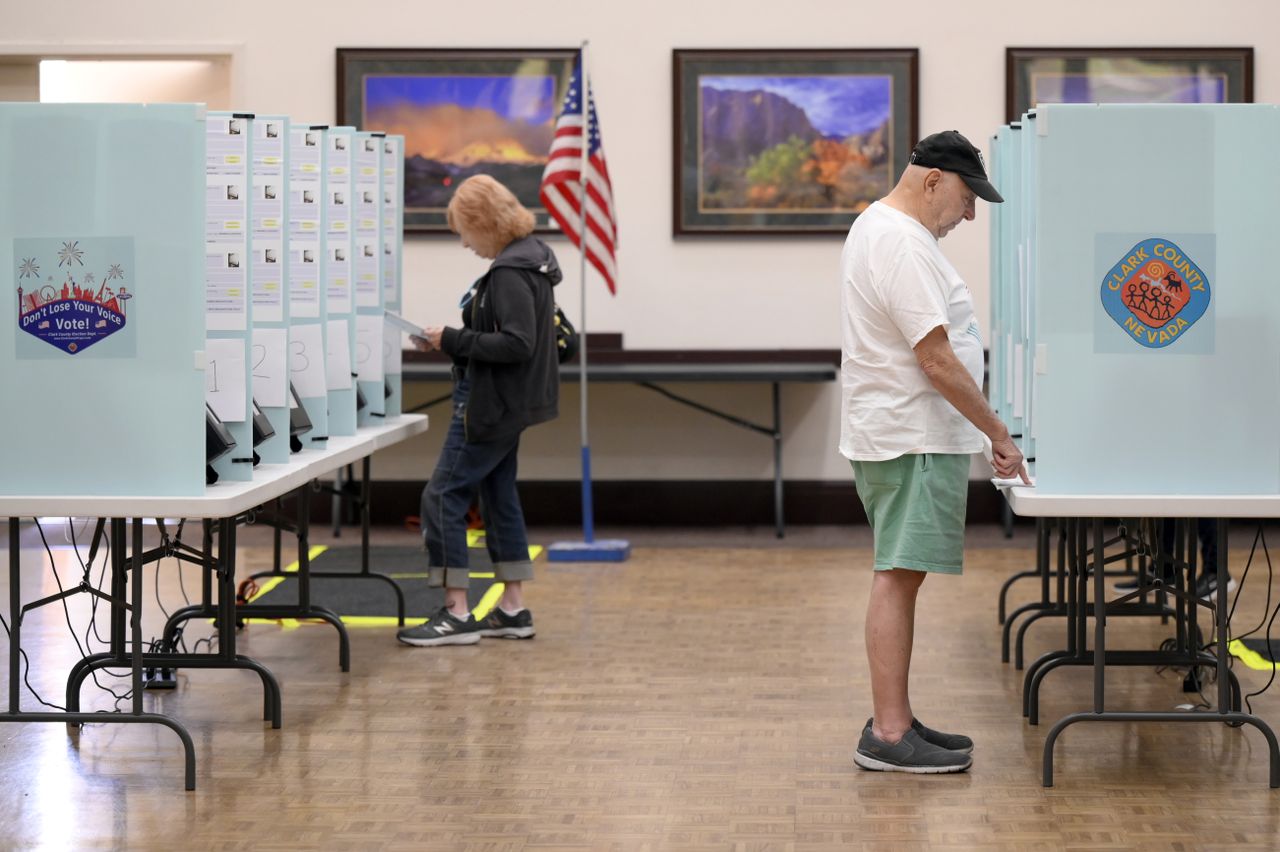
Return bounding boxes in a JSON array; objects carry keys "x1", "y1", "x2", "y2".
[
  {"x1": 0, "y1": 103, "x2": 207, "y2": 496},
  {"x1": 1, "y1": 104, "x2": 405, "y2": 497},
  {"x1": 989, "y1": 103, "x2": 1280, "y2": 495}
]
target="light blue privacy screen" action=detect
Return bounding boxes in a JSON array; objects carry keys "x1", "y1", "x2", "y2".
[
  {"x1": 288, "y1": 122, "x2": 329, "y2": 450},
  {"x1": 325, "y1": 126, "x2": 357, "y2": 437},
  {"x1": 1030, "y1": 103, "x2": 1280, "y2": 494},
  {"x1": 206, "y1": 111, "x2": 254, "y2": 482},
  {"x1": 0, "y1": 103, "x2": 206, "y2": 496},
  {"x1": 988, "y1": 128, "x2": 1005, "y2": 424},
  {"x1": 1019, "y1": 113, "x2": 1039, "y2": 466},
  {"x1": 382, "y1": 134, "x2": 404, "y2": 418},
  {"x1": 251, "y1": 114, "x2": 290, "y2": 463},
  {"x1": 354, "y1": 130, "x2": 385, "y2": 426},
  {"x1": 989, "y1": 123, "x2": 1025, "y2": 443},
  {"x1": 988, "y1": 120, "x2": 1032, "y2": 465}
]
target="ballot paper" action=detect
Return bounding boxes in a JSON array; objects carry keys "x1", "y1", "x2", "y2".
[
  {"x1": 993, "y1": 475, "x2": 1036, "y2": 488},
  {"x1": 384, "y1": 310, "x2": 425, "y2": 339}
]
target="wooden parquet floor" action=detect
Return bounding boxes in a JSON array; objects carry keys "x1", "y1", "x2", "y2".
[{"x1": 1, "y1": 522, "x2": 1279, "y2": 850}]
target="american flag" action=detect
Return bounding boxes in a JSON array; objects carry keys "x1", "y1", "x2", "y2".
[{"x1": 539, "y1": 55, "x2": 618, "y2": 294}]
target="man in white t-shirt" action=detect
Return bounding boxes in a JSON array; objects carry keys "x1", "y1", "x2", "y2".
[{"x1": 840, "y1": 130, "x2": 1029, "y2": 774}]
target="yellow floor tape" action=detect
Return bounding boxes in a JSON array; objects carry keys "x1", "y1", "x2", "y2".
[
  {"x1": 238, "y1": 536, "x2": 538, "y2": 629},
  {"x1": 1229, "y1": 639, "x2": 1280, "y2": 672}
]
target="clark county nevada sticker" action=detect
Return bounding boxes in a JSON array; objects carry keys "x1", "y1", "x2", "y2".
[
  {"x1": 1100, "y1": 238, "x2": 1210, "y2": 349},
  {"x1": 15, "y1": 240, "x2": 132, "y2": 355}
]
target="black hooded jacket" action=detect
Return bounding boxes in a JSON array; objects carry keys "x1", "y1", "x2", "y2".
[{"x1": 439, "y1": 236, "x2": 561, "y2": 443}]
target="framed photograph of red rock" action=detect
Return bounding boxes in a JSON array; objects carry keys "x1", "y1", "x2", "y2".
[
  {"x1": 336, "y1": 48, "x2": 578, "y2": 233},
  {"x1": 1006, "y1": 47, "x2": 1253, "y2": 124},
  {"x1": 672, "y1": 49, "x2": 918, "y2": 236}
]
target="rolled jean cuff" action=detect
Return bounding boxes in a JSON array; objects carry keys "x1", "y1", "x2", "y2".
[
  {"x1": 428, "y1": 566, "x2": 471, "y2": 590},
  {"x1": 494, "y1": 560, "x2": 534, "y2": 582}
]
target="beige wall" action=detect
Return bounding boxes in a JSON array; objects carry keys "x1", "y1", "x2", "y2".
[{"x1": 4, "y1": 0, "x2": 1278, "y2": 482}]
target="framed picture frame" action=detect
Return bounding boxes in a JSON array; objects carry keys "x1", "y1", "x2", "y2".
[
  {"x1": 672, "y1": 48, "x2": 918, "y2": 236},
  {"x1": 1006, "y1": 47, "x2": 1254, "y2": 123},
  {"x1": 336, "y1": 48, "x2": 578, "y2": 233}
]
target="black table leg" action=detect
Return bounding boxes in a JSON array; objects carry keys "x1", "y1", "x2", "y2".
[
  {"x1": 6, "y1": 517, "x2": 197, "y2": 790},
  {"x1": 1041, "y1": 516, "x2": 1280, "y2": 788},
  {"x1": 772, "y1": 382, "x2": 783, "y2": 539}
]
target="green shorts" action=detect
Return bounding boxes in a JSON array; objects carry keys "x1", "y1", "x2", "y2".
[{"x1": 851, "y1": 453, "x2": 969, "y2": 575}]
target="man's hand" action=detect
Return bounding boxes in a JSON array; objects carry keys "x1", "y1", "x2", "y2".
[
  {"x1": 990, "y1": 434, "x2": 1031, "y2": 484},
  {"x1": 913, "y1": 326, "x2": 1031, "y2": 484}
]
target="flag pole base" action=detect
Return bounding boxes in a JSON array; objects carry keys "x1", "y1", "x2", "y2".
[{"x1": 547, "y1": 539, "x2": 631, "y2": 562}]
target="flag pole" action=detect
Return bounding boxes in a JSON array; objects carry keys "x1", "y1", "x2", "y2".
[
  {"x1": 577, "y1": 39, "x2": 594, "y2": 545},
  {"x1": 546, "y1": 41, "x2": 629, "y2": 563}
]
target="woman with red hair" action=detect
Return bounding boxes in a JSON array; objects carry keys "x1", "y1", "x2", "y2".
[{"x1": 398, "y1": 175, "x2": 562, "y2": 647}]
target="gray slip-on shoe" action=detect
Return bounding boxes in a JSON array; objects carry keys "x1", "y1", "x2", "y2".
[
  {"x1": 911, "y1": 718, "x2": 974, "y2": 754},
  {"x1": 863, "y1": 717, "x2": 974, "y2": 754},
  {"x1": 854, "y1": 724, "x2": 973, "y2": 774}
]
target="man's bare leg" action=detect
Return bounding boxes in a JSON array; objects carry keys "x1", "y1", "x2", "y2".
[{"x1": 865, "y1": 568, "x2": 926, "y2": 743}]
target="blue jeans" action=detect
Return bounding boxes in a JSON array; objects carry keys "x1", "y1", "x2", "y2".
[{"x1": 420, "y1": 378, "x2": 534, "y2": 589}]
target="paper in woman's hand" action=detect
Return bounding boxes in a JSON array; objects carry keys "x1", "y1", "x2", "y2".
[{"x1": 384, "y1": 311, "x2": 426, "y2": 339}]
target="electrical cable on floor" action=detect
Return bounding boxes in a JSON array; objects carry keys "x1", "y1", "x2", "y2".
[
  {"x1": 1226, "y1": 525, "x2": 1273, "y2": 645},
  {"x1": 1230, "y1": 525, "x2": 1280, "y2": 714},
  {"x1": 188, "y1": 632, "x2": 218, "y2": 655},
  {"x1": 68, "y1": 519, "x2": 131, "y2": 675},
  {"x1": 1242, "y1": 599, "x2": 1280, "y2": 716},
  {"x1": 1203, "y1": 524, "x2": 1268, "y2": 692},
  {"x1": 1147, "y1": 522, "x2": 1263, "y2": 713},
  {"x1": 0, "y1": 611, "x2": 68, "y2": 712},
  {"x1": 68, "y1": 519, "x2": 113, "y2": 647},
  {"x1": 1156, "y1": 636, "x2": 1213, "y2": 710},
  {"x1": 164, "y1": 519, "x2": 208, "y2": 654},
  {"x1": 176, "y1": 552, "x2": 192, "y2": 610},
  {"x1": 33, "y1": 519, "x2": 132, "y2": 706},
  {"x1": 1180, "y1": 522, "x2": 1280, "y2": 715},
  {"x1": 75, "y1": 518, "x2": 207, "y2": 690},
  {"x1": 153, "y1": 560, "x2": 172, "y2": 620}
]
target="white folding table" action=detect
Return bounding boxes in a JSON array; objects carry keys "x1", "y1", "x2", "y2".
[
  {"x1": 1002, "y1": 485, "x2": 1280, "y2": 788},
  {"x1": 1, "y1": 414, "x2": 428, "y2": 790}
]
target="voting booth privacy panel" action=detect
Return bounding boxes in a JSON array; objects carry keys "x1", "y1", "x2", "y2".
[
  {"x1": 383, "y1": 135, "x2": 404, "y2": 417},
  {"x1": 289, "y1": 122, "x2": 331, "y2": 449},
  {"x1": 252, "y1": 114, "x2": 292, "y2": 464},
  {"x1": 990, "y1": 103, "x2": 1280, "y2": 495},
  {"x1": 0, "y1": 103, "x2": 207, "y2": 496},
  {"x1": 0, "y1": 103, "x2": 406, "y2": 498},
  {"x1": 354, "y1": 131, "x2": 385, "y2": 427},
  {"x1": 205, "y1": 111, "x2": 256, "y2": 482}
]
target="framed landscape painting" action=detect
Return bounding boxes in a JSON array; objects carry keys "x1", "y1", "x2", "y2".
[
  {"x1": 1006, "y1": 47, "x2": 1253, "y2": 123},
  {"x1": 673, "y1": 49, "x2": 918, "y2": 235},
  {"x1": 336, "y1": 48, "x2": 577, "y2": 232}
]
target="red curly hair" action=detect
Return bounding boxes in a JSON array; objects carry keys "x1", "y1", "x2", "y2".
[{"x1": 445, "y1": 175, "x2": 536, "y2": 257}]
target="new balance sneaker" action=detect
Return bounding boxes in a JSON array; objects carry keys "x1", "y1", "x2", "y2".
[
  {"x1": 854, "y1": 723, "x2": 973, "y2": 774},
  {"x1": 910, "y1": 718, "x2": 974, "y2": 754},
  {"x1": 396, "y1": 607, "x2": 481, "y2": 647},
  {"x1": 1194, "y1": 572, "x2": 1237, "y2": 601},
  {"x1": 477, "y1": 607, "x2": 535, "y2": 639}
]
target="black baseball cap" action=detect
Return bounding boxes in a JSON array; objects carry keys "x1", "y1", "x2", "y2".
[{"x1": 909, "y1": 130, "x2": 1004, "y2": 203}]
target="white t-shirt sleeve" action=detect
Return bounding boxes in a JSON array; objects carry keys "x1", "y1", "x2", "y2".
[{"x1": 876, "y1": 246, "x2": 951, "y2": 348}]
